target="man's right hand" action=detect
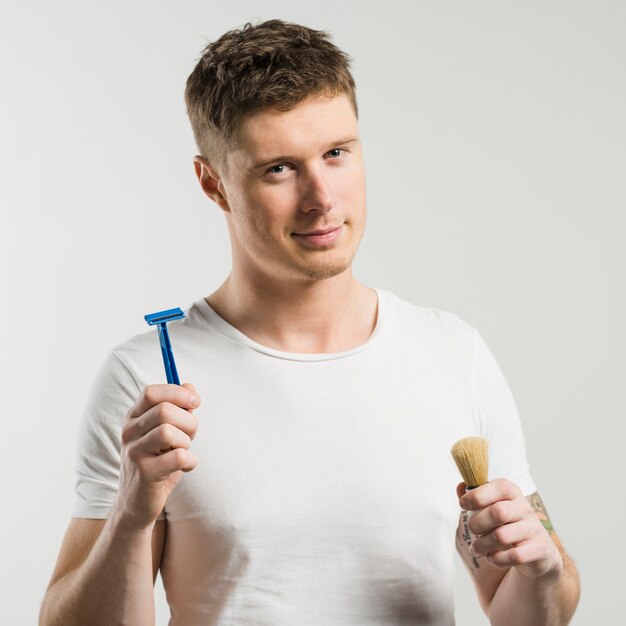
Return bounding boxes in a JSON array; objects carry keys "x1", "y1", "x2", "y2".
[{"x1": 112, "y1": 382, "x2": 200, "y2": 530}]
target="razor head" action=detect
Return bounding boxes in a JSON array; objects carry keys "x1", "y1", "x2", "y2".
[{"x1": 144, "y1": 307, "x2": 185, "y2": 326}]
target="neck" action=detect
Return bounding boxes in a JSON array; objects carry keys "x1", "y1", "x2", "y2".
[{"x1": 205, "y1": 267, "x2": 377, "y2": 354}]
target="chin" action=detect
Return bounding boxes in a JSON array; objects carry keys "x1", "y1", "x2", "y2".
[
  {"x1": 299, "y1": 266, "x2": 349, "y2": 281},
  {"x1": 278, "y1": 225, "x2": 363, "y2": 280},
  {"x1": 291, "y1": 251, "x2": 356, "y2": 281}
]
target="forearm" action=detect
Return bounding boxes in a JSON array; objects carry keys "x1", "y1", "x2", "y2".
[
  {"x1": 40, "y1": 513, "x2": 156, "y2": 626},
  {"x1": 488, "y1": 552, "x2": 580, "y2": 626}
]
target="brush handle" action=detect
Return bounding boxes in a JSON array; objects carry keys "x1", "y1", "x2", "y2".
[
  {"x1": 461, "y1": 486, "x2": 482, "y2": 567},
  {"x1": 464, "y1": 486, "x2": 478, "y2": 518},
  {"x1": 157, "y1": 322, "x2": 181, "y2": 385}
]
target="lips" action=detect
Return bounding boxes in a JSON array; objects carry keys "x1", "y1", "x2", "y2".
[
  {"x1": 292, "y1": 224, "x2": 344, "y2": 247},
  {"x1": 294, "y1": 225, "x2": 343, "y2": 236}
]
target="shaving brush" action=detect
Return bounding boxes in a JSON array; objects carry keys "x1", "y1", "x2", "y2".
[{"x1": 450, "y1": 437, "x2": 489, "y2": 489}]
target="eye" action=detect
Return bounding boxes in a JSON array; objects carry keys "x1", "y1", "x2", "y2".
[
  {"x1": 327, "y1": 148, "x2": 345, "y2": 159},
  {"x1": 264, "y1": 162, "x2": 294, "y2": 177},
  {"x1": 267, "y1": 164, "x2": 286, "y2": 175}
]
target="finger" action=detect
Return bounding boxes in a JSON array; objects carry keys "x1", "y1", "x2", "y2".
[
  {"x1": 134, "y1": 422, "x2": 192, "y2": 456},
  {"x1": 126, "y1": 384, "x2": 201, "y2": 420},
  {"x1": 122, "y1": 402, "x2": 199, "y2": 444},
  {"x1": 459, "y1": 478, "x2": 521, "y2": 511},
  {"x1": 483, "y1": 541, "x2": 546, "y2": 569},
  {"x1": 144, "y1": 448, "x2": 198, "y2": 479},
  {"x1": 456, "y1": 482, "x2": 467, "y2": 500},
  {"x1": 468, "y1": 498, "x2": 525, "y2": 535},
  {"x1": 180, "y1": 382, "x2": 198, "y2": 398},
  {"x1": 470, "y1": 520, "x2": 535, "y2": 556}
]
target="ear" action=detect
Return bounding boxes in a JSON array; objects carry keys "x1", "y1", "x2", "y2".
[{"x1": 193, "y1": 156, "x2": 231, "y2": 213}]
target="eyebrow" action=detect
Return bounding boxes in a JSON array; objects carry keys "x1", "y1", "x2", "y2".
[{"x1": 251, "y1": 137, "x2": 360, "y2": 171}]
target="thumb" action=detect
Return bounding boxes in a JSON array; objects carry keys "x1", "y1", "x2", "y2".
[{"x1": 180, "y1": 382, "x2": 200, "y2": 407}]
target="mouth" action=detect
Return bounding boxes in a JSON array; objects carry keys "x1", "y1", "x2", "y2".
[
  {"x1": 293, "y1": 224, "x2": 343, "y2": 236},
  {"x1": 292, "y1": 224, "x2": 344, "y2": 247}
]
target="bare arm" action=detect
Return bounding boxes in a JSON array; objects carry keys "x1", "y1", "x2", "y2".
[
  {"x1": 40, "y1": 382, "x2": 200, "y2": 626},
  {"x1": 486, "y1": 492, "x2": 580, "y2": 626},
  {"x1": 39, "y1": 518, "x2": 165, "y2": 626},
  {"x1": 456, "y1": 482, "x2": 580, "y2": 625}
]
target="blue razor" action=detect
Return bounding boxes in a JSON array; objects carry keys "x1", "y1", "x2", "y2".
[{"x1": 144, "y1": 307, "x2": 185, "y2": 384}]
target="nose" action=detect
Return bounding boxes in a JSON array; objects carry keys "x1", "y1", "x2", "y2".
[{"x1": 300, "y1": 166, "x2": 336, "y2": 213}]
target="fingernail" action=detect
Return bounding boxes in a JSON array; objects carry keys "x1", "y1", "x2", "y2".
[{"x1": 190, "y1": 394, "x2": 199, "y2": 407}]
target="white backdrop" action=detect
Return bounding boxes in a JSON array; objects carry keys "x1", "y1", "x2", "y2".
[{"x1": 1, "y1": 1, "x2": 624, "y2": 624}]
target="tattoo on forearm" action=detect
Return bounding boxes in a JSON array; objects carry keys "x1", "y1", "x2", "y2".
[
  {"x1": 527, "y1": 492, "x2": 555, "y2": 533},
  {"x1": 458, "y1": 511, "x2": 480, "y2": 572}
]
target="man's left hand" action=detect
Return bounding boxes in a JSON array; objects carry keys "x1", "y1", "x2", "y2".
[{"x1": 457, "y1": 478, "x2": 564, "y2": 580}]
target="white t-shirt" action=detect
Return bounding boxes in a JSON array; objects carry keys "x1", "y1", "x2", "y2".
[{"x1": 73, "y1": 287, "x2": 536, "y2": 625}]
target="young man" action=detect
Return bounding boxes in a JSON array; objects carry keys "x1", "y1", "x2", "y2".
[{"x1": 40, "y1": 19, "x2": 580, "y2": 625}]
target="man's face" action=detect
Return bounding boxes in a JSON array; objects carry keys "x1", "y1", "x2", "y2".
[{"x1": 217, "y1": 93, "x2": 367, "y2": 283}]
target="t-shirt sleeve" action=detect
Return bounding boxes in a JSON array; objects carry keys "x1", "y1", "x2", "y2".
[
  {"x1": 471, "y1": 329, "x2": 537, "y2": 496},
  {"x1": 72, "y1": 350, "x2": 166, "y2": 520}
]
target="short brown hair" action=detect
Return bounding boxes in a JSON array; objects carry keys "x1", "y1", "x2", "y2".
[{"x1": 184, "y1": 19, "x2": 358, "y2": 177}]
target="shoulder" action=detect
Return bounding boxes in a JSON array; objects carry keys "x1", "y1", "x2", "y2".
[
  {"x1": 383, "y1": 289, "x2": 478, "y2": 347},
  {"x1": 108, "y1": 298, "x2": 211, "y2": 382}
]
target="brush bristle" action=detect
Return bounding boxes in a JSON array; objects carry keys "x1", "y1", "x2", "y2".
[{"x1": 450, "y1": 437, "x2": 489, "y2": 488}]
